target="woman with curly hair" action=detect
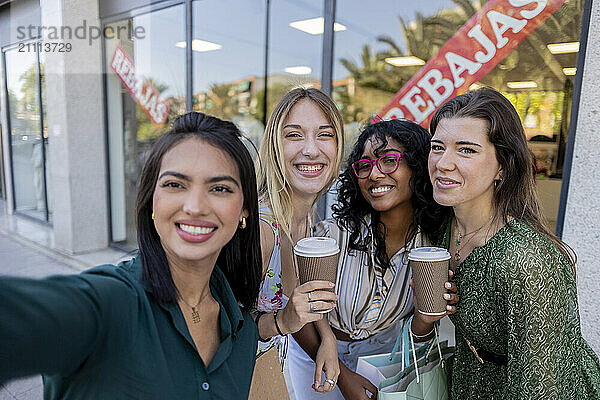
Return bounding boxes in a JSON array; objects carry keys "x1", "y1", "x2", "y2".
[{"x1": 291, "y1": 118, "x2": 457, "y2": 400}]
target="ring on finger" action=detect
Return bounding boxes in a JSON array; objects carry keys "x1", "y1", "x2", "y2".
[
  {"x1": 307, "y1": 292, "x2": 312, "y2": 302},
  {"x1": 310, "y1": 302, "x2": 315, "y2": 313},
  {"x1": 325, "y1": 378, "x2": 335, "y2": 387}
]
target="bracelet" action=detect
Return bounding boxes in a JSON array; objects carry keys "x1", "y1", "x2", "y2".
[
  {"x1": 255, "y1": 312, "x2": 271, "y2": 342},
  {"x1": 273, "y1": 309, "x2": 285, "y2": 336},
  {"x1": 409, "y1": 320, "x2": 434, "y2": 339}
]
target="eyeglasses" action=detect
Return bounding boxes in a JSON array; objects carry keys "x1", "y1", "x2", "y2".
[{"x1": 352, "y1": 153, "x2": 405, "y2": 179}]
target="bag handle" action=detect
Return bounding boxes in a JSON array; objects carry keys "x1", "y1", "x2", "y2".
[
  {"x1": 388, "y1": 316, "x2": 408, "y2": 366},
  {"x1": 407, "y1": 320, "x2": 442, "y2": 384}
]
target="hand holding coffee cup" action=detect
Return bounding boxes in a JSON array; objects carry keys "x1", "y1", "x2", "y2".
[
  {"x1": 279, "y1": 280, "x2": 337, "y2": 334},
  {"x1": 408, "y1": 247, "x2": 452, "y2": 316},
  {"x1": 293, "y1": 237, "x2": 340, "y2": 314}
]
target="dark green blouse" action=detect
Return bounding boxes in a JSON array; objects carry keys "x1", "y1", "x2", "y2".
[
  {"x1": 443, "y1": 219, "x2": 600, "y2": 399},
  {"x1": 0, "y1": 254, "x2": 258, "y2": 399}
]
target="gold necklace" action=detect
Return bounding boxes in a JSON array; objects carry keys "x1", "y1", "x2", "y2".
[
  {"x1": 454, "y1": 215, "x2": 493, "y2": 263},
  {"x1": 179, "y1": 291, "x2": 210, "y2": 324}
]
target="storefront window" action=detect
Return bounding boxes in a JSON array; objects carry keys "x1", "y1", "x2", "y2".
[
  {"x1": 333, "y1": 0, "x2": 583, "y2": 228},
  {"x1": 192, "y1": 0, "x2": 266, "y2": 146},
  {"x1": 105, "y1": 4, "x2": 185, "y2": 245},
  {"x1": 268, "y1": 0, "x2": 323, "y2": 116},
  {"x1": 4, "y1": 45, "x2": 50, "y2": 222}
]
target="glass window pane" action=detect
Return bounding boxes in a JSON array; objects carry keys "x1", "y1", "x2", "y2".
[
  {"x1": 268, "y1": 0, "x2": 323, "y2": 114},
  {"x1": 105, "y1": 4, "x2": 185, "y2": 246},
  {"x1": 333, "y1": 0, "x2": 583, "y2": 228},
  {"x1": 5, "y1": 47, "x2": 48, "y2": 221},
  {"x1": 192, "y1": 0, "x2": 266, "y2": 147}
]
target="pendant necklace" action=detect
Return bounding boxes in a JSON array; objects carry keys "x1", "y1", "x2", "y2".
[
  {"x1": 180, "y1": 291, "x2": 210, "y2": 324},
  {"x1": 454, "y1": 215, "x2": 494, "y2": 263}
]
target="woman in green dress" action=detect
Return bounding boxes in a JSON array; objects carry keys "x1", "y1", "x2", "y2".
[{"x1": 423, "y1": 87, "x2": 600, "y2": 399}]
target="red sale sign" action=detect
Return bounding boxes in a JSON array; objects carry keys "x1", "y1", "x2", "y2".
[
  {"x1": 377, "y1": 0, "x2": 567, "y2": 127},
  {"x1": 110, "y1": 44, "x2": 170, "y2": 127}
]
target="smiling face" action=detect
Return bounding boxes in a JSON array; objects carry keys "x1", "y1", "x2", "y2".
[
  {"x1": 428, "y1": 117, "x2": 501, "y2": 213},
  {"x1": 152, "y1": 138, "x2": 247, "y2": 267},
  {"x1": 281, "y1": 98, "x2": 338, "y2": 199},
  {"x1": 357, "y1": 136, "x2": 413, "y2": 213}
]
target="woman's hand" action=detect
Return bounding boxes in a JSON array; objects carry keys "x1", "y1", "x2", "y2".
[
  {"x1": 338, "y1": 363, "x2": 377, "y2": 399},
  {"x1": 278, "y1": 280, "x2": 337, "y2": 334},
  {"x1": 312, "y1": 335, "x2": 340, "y2": 393}
]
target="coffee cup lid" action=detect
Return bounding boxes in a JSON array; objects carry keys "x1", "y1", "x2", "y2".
[
  {"x1": 408, "y1": 247, "x2": 451, "y2": 262},
  {"x1": 293, "y1": 237, "x2": 340, "y2": 257}
]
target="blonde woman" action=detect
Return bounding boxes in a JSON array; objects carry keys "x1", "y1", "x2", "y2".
[{"x1": 251, "y1": 88, "x2": 344, "y2": 398}]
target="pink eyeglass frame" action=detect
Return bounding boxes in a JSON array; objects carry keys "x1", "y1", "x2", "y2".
[{"x1": 351, "y1": 153, "x2": 406, "y2": 179}]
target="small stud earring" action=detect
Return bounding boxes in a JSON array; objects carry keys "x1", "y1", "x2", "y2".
[
  {"x1": 239, "y1": 217, "x2": 247, "y2": 229},
  {"x1": 151, "y1": 212, "x2": 155, "y2": 220}
]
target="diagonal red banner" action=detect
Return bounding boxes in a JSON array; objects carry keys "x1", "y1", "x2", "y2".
[{"x1": 377, "y1": 0, "x2": 567, "y2": 127}]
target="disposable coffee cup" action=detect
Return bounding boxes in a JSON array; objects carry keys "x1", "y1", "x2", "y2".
[
  {"x1": 293, "y1": 237, "x2": 340, "y2": 307},
  {"x1": 408, "y1": 247, "x2": 451, "y2": 316}
]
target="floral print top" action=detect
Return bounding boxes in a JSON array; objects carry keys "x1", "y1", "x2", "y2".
[
  {"x1": 255, "y1": 206, "x2": 289, "y2": 362},
  {"x1": 442, "y1": 219, "x2": 600, "y2": 399}
]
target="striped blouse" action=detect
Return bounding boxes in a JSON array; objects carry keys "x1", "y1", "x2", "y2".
[{"x1": 315, "y1": 217, "x2": 427, "y2": 340}]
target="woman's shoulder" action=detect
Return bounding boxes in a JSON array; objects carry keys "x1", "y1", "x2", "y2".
[
  {"x1": 494, "y1": 219, "x2": 556, "y2": 255},
  {"x1": 486, "y1": 219, "x2": 571, "y2": 278},
  {"x1": 82, "y1": 255, "x2": 148, "y2": 298}
]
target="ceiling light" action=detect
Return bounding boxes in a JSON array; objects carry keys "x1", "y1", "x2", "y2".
[
  {"x1": 547, "y1": 42, "x2": 579, "y2": 54},
  {"x1": 563, "y1": 67, "x2": 577, "y2": 76},
  {"x1": 284, "y1": 66, "x2": 312, "y2": 75},
  {"x1": 289, "y1": 17, "x2": 346, "y2": 35},
  {"x1": 507, "y1": 81, "x2": 538, "y2": 89},
  {"x1": 176, "y1": 39, "x2": 222, "y2": 52},
  {"x1": 385, "y1": 56, "x2": 425, "y2": 67}
]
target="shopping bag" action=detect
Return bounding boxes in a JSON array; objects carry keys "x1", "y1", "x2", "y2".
[
  {"x1": 378, "y1": 322, "x2": 453, "y2": 400},
  {"x1": 356, "y1": 316, "x2": 432, "y2": 387}
]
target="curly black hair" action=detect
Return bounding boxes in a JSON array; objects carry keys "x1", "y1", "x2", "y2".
[{"x1": 332, "y1": 119, "x2": 448, "y2": 271}]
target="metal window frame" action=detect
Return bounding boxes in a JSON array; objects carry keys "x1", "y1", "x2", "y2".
[
  {"x1": 555, "y1": 0, "x2": 594, "y2": 238},
  {"x1": 101, "y1": 0, "x2": 185, "y2": 24},
  {"x1": 2, "y1": 39, "x2": 51, "y2": 224},
  {"x1": 316, "y1": 0, "x2": 336, "y2": 221}
]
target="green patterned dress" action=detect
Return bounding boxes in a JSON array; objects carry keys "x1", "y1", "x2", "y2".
[{"x1": 443, "y1": 219, "x2": 600, "y2": 399}]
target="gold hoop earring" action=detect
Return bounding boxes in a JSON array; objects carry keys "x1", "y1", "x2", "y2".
[
  {"x1": 151, "y1": 212, "x2": 155, "y2": 220},
  {"x1": 239, "y1": 217, "x2": 247, "y2": 229}
]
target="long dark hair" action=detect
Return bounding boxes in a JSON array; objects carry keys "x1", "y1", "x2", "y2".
[
  {"x1": 135, "y1": 112, "x2": 262, "y2": 310},
  {"x1": 429, "y1": 87, "x2": 576, "y2": 268},
  {"x1": 333, "y1": 119, "x2": 447, "y2": 270}
]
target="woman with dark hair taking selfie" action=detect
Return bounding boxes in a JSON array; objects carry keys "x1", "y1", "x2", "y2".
[
  {"x1": 0, "y1": 112, "x2": 263, "y2": 399},
  {"x1": 428, "y1": 87, "x2": 600, "y2": 399}
]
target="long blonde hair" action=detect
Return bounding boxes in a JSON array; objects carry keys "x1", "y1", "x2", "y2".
[{"x1": 258, "y1": 87, "x2": 344, "y2": 242}]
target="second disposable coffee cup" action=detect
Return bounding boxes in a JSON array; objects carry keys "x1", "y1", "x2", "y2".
[
  {"x1": 293, "y1": 237, "x2": 340, "y2": 300},
  {"x1": 408, "y1": 247, "x2": 451, "y2": 316}
]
